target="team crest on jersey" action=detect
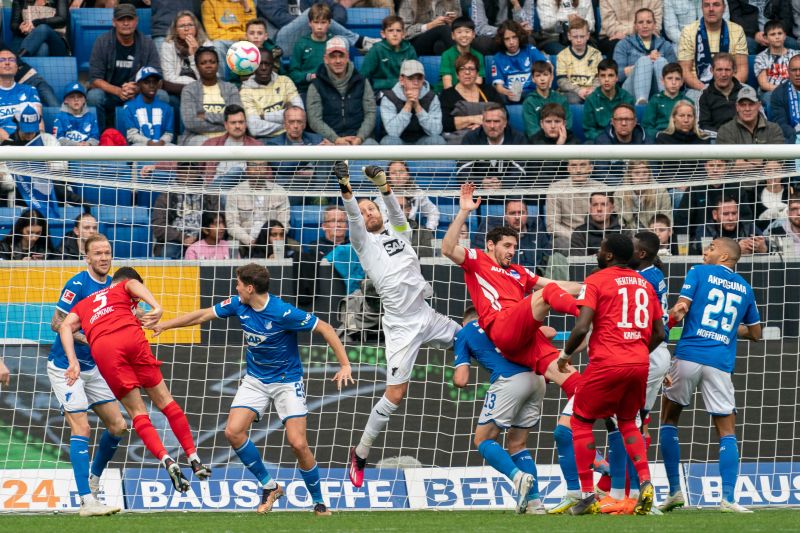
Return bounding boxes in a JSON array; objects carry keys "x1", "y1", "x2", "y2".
[
  {"x1": 509, "y1": 270, "x2": 520, "y2": 280},
  {"x1": 383, "y1": 238, "x2": 405, "y2": 256},
  {"x1": 61, "y1": 290, "x2": 76, "y2": 304},
  {"x1": 221, "y1": 298, "x2": 232, "y2": 307}
]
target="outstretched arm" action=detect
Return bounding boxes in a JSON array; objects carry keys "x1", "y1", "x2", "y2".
[
  {"x1": 151, "y1": 307, "x2": 217, "y2": 336},
  {"x1": 668, "y1": 296, "x2": 692, "y2": 326},
  {"x1": 442, "y1": 183, "x2": 481, "y2": 265},
  {"x1": 313, "y1": 319, "x2": 354, "y2": 390},
  {"x1": 364, "y1": 166, "x2": 409, "y2": 234},
  {"x1": 335, "y1": 161, "x2": 370, "y2": 254},
  {"x1": 124, "y1": 280, "x2": 163, "y2": 328},
  {"x1": 59, "y1": 312, "x2": 83, "y2": 386}
]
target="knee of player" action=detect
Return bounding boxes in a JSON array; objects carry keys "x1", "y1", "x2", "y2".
[
  {"x1": 108, "y1": 418, "x2": 128, "y2": 436},
  {"x1": 70, "y1": 419, "x2": 92, "y2": 437},
  {"x1": 224, "y1": 425, "x2": 245, "y2": 446},
  {"x1": 287, "y1": 432, "x2": 310, "y2": 453},
  {"x1": 474, "y1": 434, "x2": 493, "y2": 449}
]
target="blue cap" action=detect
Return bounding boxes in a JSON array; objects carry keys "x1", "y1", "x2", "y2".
[
  {"x1": 135, "y1": 66, "x2": 162, "y2": 83},
  {"x1": 64, "y1": 82, "x2": 86, "y2": 98},
  {"x1": 18, "y1": 105, "x2": 40, "y2": 134}
]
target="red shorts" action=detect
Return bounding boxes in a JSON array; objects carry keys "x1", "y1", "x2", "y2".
[
  {"x1": 486, "y1": 296, "x2": 558, "y2": 375},
  {"x1": 573, "y1": 364, "x2": 648, "y2": 421},
  {"x1": 92, "y1": 333, "x2": 163, "y2": 399}
]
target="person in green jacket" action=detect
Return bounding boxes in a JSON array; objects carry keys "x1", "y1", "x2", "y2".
[
  {"x1": 582, "y1": 58, "x2": 635, "y2": 142},
  {"x1": 642, "y1": 62, "x2": 687, "y2": 138},
  {"x1": 359, "y1": 15, "x2": 418, "y2": 95},
  {"x1": 289, "y1": 3, "x2": 335, "y2": 94},
  {"x1": 522, "y1": 61, "x2": 571, "y2": 137}
]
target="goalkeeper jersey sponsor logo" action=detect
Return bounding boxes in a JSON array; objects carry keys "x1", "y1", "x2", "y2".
[{"x1": 382, "y1": 238, "x2": 405, "y2": 257}]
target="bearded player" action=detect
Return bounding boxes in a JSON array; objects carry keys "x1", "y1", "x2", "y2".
[
  {"x1": 60, "y1": 267, "x2": 210, "y2": 493},
  {"x1": 333, "y1": 161, "x2": 462, "y2": 488},
  {"x1": 441, "y1": 183, "x2": 583, "y2": 394},
  {"x1": 557, "y1": 234, "x2": 665, "y2": 515}
]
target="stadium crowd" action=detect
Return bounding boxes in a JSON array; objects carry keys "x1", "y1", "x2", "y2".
[{"x1": 0, "y1": 0, "x2": 799, "y2": 267}]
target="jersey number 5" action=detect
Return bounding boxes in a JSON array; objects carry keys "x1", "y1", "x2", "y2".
[
  {"x1": 617, "y1": 287, "x2": 650, "y2": 329},
  {"x1": 700, "y1": 288, "x2": 741, "y2": 332},
  {"x1": 92, "y1": 292, "x2": 108, "y2": 313}
]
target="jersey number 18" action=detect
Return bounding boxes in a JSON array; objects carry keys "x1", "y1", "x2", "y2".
[{"x1": 616, "y1": 287, "x2": 650, "y2": 329}]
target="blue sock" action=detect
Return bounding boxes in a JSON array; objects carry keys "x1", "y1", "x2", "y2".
[
  {"x1": 511, "y1": 449, "x2": 539, "y2": 499},
  {"x1": 659, "y1": 424, "x2": 681, "y2": 496},
  {"x1": 90, "y1": 430, "x2": 122, "y2": 478},
  {"x1": 300, "y1": 464, "x2": 324, "y2": 504},
  {"x1": 719, "y1": 435, "x2": 739, "y2": 503},
  {"x1": 234, "y1": 439, "x2": 273, "y2": 487},
  {"x1": 70, "y1": 436, "x2": 91, "y2": 497},
  {"x1": 608, "y1": 430, "x2": 627, "y2": 492},
  {"x1": 627, "y1": 457, "x2": 640, "y2": 488},
  {"x1": 553, "y1": 424, "x2": 579, "y2": 491},
  {"x1": 477, "y1": 440, "x2": 519, "y2": 481}
]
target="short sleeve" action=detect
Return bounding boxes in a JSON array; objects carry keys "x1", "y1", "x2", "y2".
[
  {"x1": 523, "y1": 267, "x2": 539, "y2": 293},
  {"x1": 576, "y1": 280, "x2": 598, "y2": 311},
  {"x1": 679, "y1": 267, "x2": 700, "y2": 301},
  {"x1": 460, "y1": 248, "x2": 480, "y2": 273},
  {"x1": 753, "y1": 52, "x2": 768, "y2": 75},
  {"x1": 731, "y1": 25, "x2": 748, "y2": 55},
  {"x1": 56, "y1": 280, "x2": 82, "y2": 314},
  {"x1": 213, "y1": 296, "x2": 240, "y2": 319},
  {"x1": 677, "y1": 25, "x2": 696, "y2": 62},
  {"x1": 277, "y1": 303, "x2": 318, "y2": 332},
  {"x1": 649, "y1": 284, "x2": 663, "y2": 324},
  {"x1": 453, "y1": 329, "x2": 472, "y2": 367},
  {"x1": 742, "y1": 291, "x2": 761, "y2": 326}
]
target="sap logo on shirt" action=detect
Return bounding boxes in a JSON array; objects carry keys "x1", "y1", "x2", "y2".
[
  {"x1": 244, "y1": 332, "x2": 267, "y2": 346},
  {"x1": 383, "y1": 238, "x2": 405, "y2": 257}
]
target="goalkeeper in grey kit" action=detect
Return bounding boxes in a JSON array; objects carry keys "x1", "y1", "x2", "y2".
[{"x1": 335, "y1": 161, "x2": 461, "y2": 487}]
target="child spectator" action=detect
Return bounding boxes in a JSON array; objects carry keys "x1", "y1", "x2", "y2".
[
  {"x1": 522, "y1": 60, "x2": 571, "y2": 137},
  {"x1": 491, "y1": 20, "x2": 548, "y2": 102},
  {"x1": 755, "y1": 19, "x2": 799, "y2": 104},
  {"x1": 438, "y1": 16, "x2": 485, "y2": 92},
  {"x1": 360, "y1": 15, "x2": 417, "y2": 95},
  {"x1": 53, "y1": 83, "x2": 100, "y2": 146},
  {"x1": 649, "y1": 213, "x2": 676, "y2": 256},
  {"x1": 123, "y1": 67, "x2": 174, "y2": 146},
  {"x1": 642, "y1": 62, "x2": 687, "y2": 139},
  {"x1": 289, "y1": 3, "x2": 334, "y2": 94},
  {"x1": 555, "y1": 17, "x2": 602, "y2": 104},
  {"x1": 184, "y1": 212, "x2": 238, "y2": 260},
  {"x1": 582, "y1": 59, "x2": 635, "y2": 142},
  {"x1": 245, "y1": 18, "x2": 282, "y2": 64}
]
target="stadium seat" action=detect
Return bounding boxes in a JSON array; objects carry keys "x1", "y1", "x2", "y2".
[
  {"x1": 345, "y1": 7, "x2": 389, "y2": 29},
  {"x1": 0, "y1": 207, "x2": 22, "y2": 234},
  {"x1": 507, "y1": 104, "x2": 525, "y2": 133},
  {"x1": 419, "y1": 56, "x2": 441, "y2": 86},
  {"x1": 96, "y1": 206, "x2": 151, "y2": 258},
  {"x1": 748, "y1": 54, "x2": 757, "y2": 88},
  {"x1": 570, "y1": 104, "x2": 585, "y2": 142},
  {"x1": 353, "y1": 55, "x2": 365, "y2": 71},
  {"x1": 1, "y1": 7, "x2": 11, "y2": 46},
  {"x1": 406, "y1": 160, "x2": 457, "y2": 189},
  {"x1": 435, "y1": 202, "x2": 479, "y2": 238},
  {"x1": 70, "y1": 8, "x2": 152, "y2": 72},
  {"x1": 24, "y1": 57, "x2": 79, "y2": 102},
  {"x1": 635, "y1": 104, "x2": 646, "y2": 124}
]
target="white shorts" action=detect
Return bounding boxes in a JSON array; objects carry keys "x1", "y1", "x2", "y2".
[
  {"x1": 663, "y1": 358, "x2": 736, "y2": 416},
  {"x1": 644, "y1": 343, "x2": 672, "y2": 412},
  {"x1": 231, "y1": 374, "x2": 308, "y2": 423},
  {"x1": 47, "y1": 361, "x2": 116, "y2": 413},
  {"x1": 383, "y1": 304, "x2": 460, "y2": 386},
  {"x1": 478, "y1": 371, "x2": 545, "y2": 429}
]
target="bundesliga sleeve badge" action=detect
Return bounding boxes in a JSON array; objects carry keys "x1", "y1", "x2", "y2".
[{"x1": 61, "y1": 290, "x2": 76, "y2": 304}]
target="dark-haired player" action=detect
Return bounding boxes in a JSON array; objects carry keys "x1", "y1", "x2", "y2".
[
  {"x1": 558, "y1": 234, "x2": 665, "y2": 515},
  {"x1": 153, "y1": 263, "x2": 353, "y2": 516},
  {"x1": 659, "y1": 237, "x2": 761, "y2": 513},
  {"x1": 60, "y1": 267, "x2": 210, "y2": 494}
]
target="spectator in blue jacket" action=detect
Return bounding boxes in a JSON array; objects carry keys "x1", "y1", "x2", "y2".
[
  {"x1": 594, "y1": 103, "x2": 652, "y2": 184},
  {"x1": 87, "y1": 4, "x2": 164, "y2": 130},
  {"x1": 53, "y1": 83, "x2": 100, "y2": 146},
  {"x1": 491, "y1": 19, "x2": 548, "y2": 102},
  {"x1": 613, "y1": 8, "x2": 677, "y2": 105},
  {"x1": 769, "y1": 53, "x2": 800, "y2": 143},
  {"x1": 123, "y1": 67, "x2": 174, "y2": 146},
  {"x1": 380, "y1": 59, "x2": 445, "y2": 145}
]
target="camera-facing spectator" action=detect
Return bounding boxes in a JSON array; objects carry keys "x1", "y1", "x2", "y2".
[
  {"x1": 555, "y1": 17, "x2": 602, "y2": 104},
  {"x1": 716, "y1": 84, "x2": 784, "y2": 144},
  {"x1": 695, "y1": 196, "x2": 768, "y2": 255},
  {"x1": 438, "y1": 16, "x2": 486, "y2": 92},
  {"x1": 473, "y1": 198, "x2": 552, "y2": 269},
  {"x1": 53, "y1": 83, "x2": 100, "y2": 146},
  {"x1": 644, "y1": 63, "x2": 689, "y2": 139},
  {"x1": 160, "y1": 11, "x2": 212, "y2": 97},
  {"x1": 522, "y1": 61, "x2": 571, "y2": 138},
  {"x1": 360, "y1": 15, "x2": 418, "y2": 95},
  {"x1": 0, "y1": 48, "x2": 42, "y2": 144},
  {"x1": 184, "y1": 211, "x2": 239, "y2": 259},
  {"x1": 614, "y1": 161, "x2": 673, "y2": 231},
  {"x1": 598, "y1": 0, "x2": 663, "y2": 57},
  {"x1": 123, "y1": 67, "x2": 174, "y2": 146},
  {"x1": 240, "y1": 48, "x2": 303, "y2": 141},
  {"x1": 380, "y1": 59, "x2": 445, "y2": 145},
  {"x1": 582, "y1": 59, "x2": 635, "y2": 142},
  {"x1": 569, "y1": 192, "x2": 622, "y2": 256},
  {"x1": 249, "y1": 219, "x2": 301, "y2": 260},
  {"x1": 0, "y1": 208, "x2": 54, "y2": 260},
  {"x1": 490, "y1": 19, "x2": 548, "y2": 102},
  {"x1": 60, "y1": 213, "x2": 98, "y2": 259},
  {"x1": 546, "y1": 159, "x2": 604, "y2": 252},
  {"x1": 439, "y1": 52, "x2": 503, "y2": 144},
  {"x1": 200, "y1": 104, "x2": 262, "y2": 188},
  {"x1": 305, "y1": 205, "x2": 349, "y2": 260},
  {"x1": 649, "y1": 213, "x2": 677, "y2": 256}
]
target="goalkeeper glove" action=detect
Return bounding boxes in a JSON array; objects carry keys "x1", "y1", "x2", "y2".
[
  {"x1": 333, "y1": 161, "x2": 351, "y2": 193},
  {"x1": 363, "y1": 165, "x2": 390, "y2": 194}
]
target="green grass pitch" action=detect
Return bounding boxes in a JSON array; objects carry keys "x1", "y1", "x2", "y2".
[{"x1": 2, "y1": 509, "x2": 800, "y2": 533}]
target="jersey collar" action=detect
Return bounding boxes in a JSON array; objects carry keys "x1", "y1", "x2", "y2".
[
  {"x1": 252, "y1": 294, "x2": 270, "y2": 312},
  {"x1": 86, "y1": 269, "x2": 109, "y2": 284}
]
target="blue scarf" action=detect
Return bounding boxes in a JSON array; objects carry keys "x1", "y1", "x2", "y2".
[
  {"x1": 696, "y1": 18, "x2": 729, "y2": 83},
  {"x1": 787, "y1": 82, "x2": 800, "y2": 131},
  {"x1": 636, "y1": 34, "x2": 654, "y2": 54}
]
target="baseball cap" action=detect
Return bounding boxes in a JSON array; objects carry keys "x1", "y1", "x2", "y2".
[
  {"x1": 64, "y1": 82, "x2": 86, "y2": 98},
  {"x1": 325, "y1": 37, "x2": 348, "y2": 56},
  {"x1": 135, "y1": 66, "x2": 162, "y2": 83},
  {"x1": 400, "y1": 59, "x2": 424, "y2": 78},
  {"x1": 113, "y1": 4, "x2": 137, "y2": 19},
  {"x1": 736, "y1": 85, "x2": 758, "y2": 103},
  {"x1": 18, "y1": 105, "x2": 40, "y2": 134}
]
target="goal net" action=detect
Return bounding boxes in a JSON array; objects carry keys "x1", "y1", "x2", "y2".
[{"x1": 0, "y1": 145, "x2": 797, "y2": 512}]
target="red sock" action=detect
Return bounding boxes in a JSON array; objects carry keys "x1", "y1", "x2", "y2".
[
  {"x1": 571, "y1": 416, "x2": 597, "y2": 493},
  {"x1": 597, "y1": 473, "x2": 611, "y2": 493},
  {"x1": 560, "y1": 372, "x2": 582, "y2": 398},
  {"x1": 645, "y1": 433, "x2": 652, "y2": 451},
  {"x1": 132, "y1": 414, "x2": 168, "y2": 461},
  {"x1": 162, "y1": 401, "x2": 197, "y2": 456},
  {"x1": 542, "y1": 283, "x2": 579, "y2": 317},
  {"x1": 618, "y1": 419, "x2": 651, "y2": 484}
]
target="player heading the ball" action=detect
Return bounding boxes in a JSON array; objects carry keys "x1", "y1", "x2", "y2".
[
  {"x1": 60, "y1": 267, "x2": 210, "y2": 494},
  {"x1": 152, "y1": 263, "x2": 353, "y2": 516}
]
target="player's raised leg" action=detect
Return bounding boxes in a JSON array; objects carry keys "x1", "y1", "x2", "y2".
[{"x1": 225, "y1": 407, "x2": 284, "y2": 514}]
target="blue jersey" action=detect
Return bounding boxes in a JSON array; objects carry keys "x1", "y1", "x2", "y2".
[
  {"x1": 53, "y1": 110, "x2": 100, "y2": 144},
  {"x1": 48, "y1": 270, "x2": 112, "y2": 370},
  {"x1": 638, "y1": 264, "x2": 669, "y2": 336},
  {"x1": 123, "y1": 95, "x2": 174, "y2": 141},
  {"x1": 453, "y1": 321, "x2": 530, "y2": 383},
  {"x1": 0, "y1": 82, "x2": 41, "y2": 135},
  {"x1": 490, "y1": 45, "x2": 548, "y2": 93},
  {"x1": 213, "y1": 294, "x2": 318, "y2": 384},
  {"x1": 675, "y1": 264, "x2": 760, "y2": 373}
]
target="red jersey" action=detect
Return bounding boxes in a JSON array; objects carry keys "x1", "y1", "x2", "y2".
[
  {"x1": 71, "y1": 280, "x2": 143, "y2": 346},
  {"x1": 577, "y1": 266, "x2": 661, "y2": 366},
  {"x1": 460, "y1": 248, "x2": 539, "y2": 330}
]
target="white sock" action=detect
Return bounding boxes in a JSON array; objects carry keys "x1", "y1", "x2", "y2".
[
  {"x1": 566, "y1": 490, "x2": 581, "y2": 499},
  {"x1": 262, "y1": 479, "x2": 277, "y2": 490},
  {"x1": 81, "y1": 493, "x2": 98, "y2": 505},
  {"x1": 629, "y1": 489, "x2": 640, "y2": 499},
  {"x1": 160, "y1": 455, "x2": 174, "y2": 468},
  {"x1": 581, "y1": 491, "x2": 595, "y2": 499},
  {"x1": 610, "y1": 488, "x2": 626, "y2": 500},
  {"x1": 189, "y1": 452, "x2": 201, "y2": 464},
  {"x1": 356, "y1": 395, "x2": 399, "y2": 459}
]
